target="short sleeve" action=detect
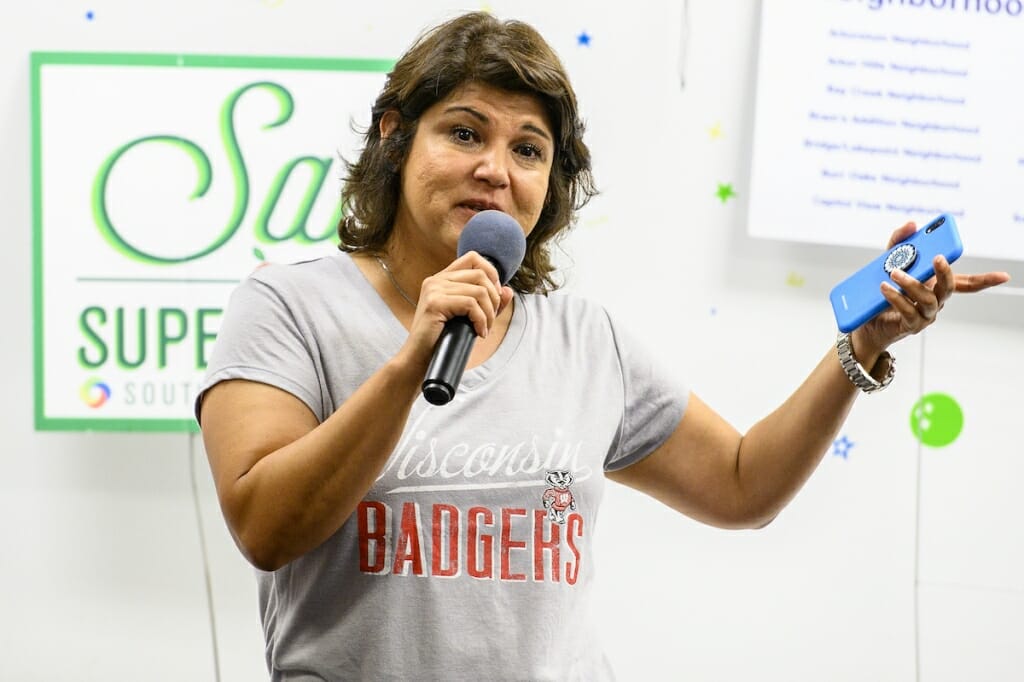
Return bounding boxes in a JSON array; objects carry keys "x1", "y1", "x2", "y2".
[
  {"x1": 194, "y1": 270, "x2": 323, "y2": 425},
  {"x1": 603, "y1": 311, "x2": 690, "y2": 472}
]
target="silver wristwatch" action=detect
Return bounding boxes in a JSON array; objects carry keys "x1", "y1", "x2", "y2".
[{"x1": 836, "y1": 332, "x2": 895, "y2": 394}]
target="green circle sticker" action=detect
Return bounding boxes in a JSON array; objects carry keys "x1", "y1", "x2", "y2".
[{"x1": 910, "y1": 392, "x2": 964, "y2": 447}]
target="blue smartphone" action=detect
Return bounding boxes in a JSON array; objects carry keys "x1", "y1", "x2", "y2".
[{"x1": 829, "y1": 213, "x2": 963, "y2": 332}]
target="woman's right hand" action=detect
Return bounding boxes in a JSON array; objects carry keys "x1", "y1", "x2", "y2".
[{"x1": 398, "y1": 250, "x2": 515, "y2": 368}]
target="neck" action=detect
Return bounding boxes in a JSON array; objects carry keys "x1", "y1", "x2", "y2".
[{"x1": 381, "y1": 232, "x2": 455, "y2": 305}]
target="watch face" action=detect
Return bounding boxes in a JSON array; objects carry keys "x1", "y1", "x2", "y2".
[{"x1": 884, "y1": 243, "x2": 918, "y2": 274}]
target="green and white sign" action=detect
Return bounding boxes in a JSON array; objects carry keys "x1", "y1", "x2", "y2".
[{"x1": 31, "y1": 53, "x2": 391, "y2": 431}]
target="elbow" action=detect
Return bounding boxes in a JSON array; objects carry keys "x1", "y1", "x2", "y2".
[
  {"x1": 749, "y1": 512, "x2": 779, "y2": 530},
  {"x1": 726, "y1": 474, "x2": 784, "y2": 530},
  {"x1": 223, "y1": 500, "x2": 296, "y2": 572},
  {"x1": 739, "y1": 501, "x2": 782, "y2": 530},
  {"x1": 219, "y1": 480, "x2": 304, "y2": 572},
  {"x1": 714, "y1": 500, "x2": 781, "y2": 531},
  {"x1": 234, "y1": 525, "x2": 293, "y2": 572},
  {"x1": 716, "y1": 513, "x2": 777, "y2": 531},
  {"x1": 248, "y1": 553, "x2": 290, "y2": 573}
]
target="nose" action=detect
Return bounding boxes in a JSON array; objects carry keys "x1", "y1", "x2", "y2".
[{"x1": 473, "y1": 147, "x2": 510, "y2": 189}]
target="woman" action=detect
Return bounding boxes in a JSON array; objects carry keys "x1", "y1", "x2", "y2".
[{"x1": 196, "y1": 11, "x2": 1009, "y2": 681}]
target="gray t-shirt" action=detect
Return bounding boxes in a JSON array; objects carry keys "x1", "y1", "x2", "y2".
[{"x1": 197, "y1": 251, "x2": 689, "y2": 681}]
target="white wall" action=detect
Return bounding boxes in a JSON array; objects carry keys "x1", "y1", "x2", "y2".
[{"x1": 3, "y1": 1, "x2": 1021, "y2": 680}]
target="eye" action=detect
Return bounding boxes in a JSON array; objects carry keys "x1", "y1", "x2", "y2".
[
  {"x1": 516, "y1": 143, "x2": 545, "y2": 161},
  {"x1": 451, "y1": 126, "x2": 477, "y2": 144}
]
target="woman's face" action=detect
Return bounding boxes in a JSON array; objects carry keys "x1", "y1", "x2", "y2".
[{"x1": 386, "y1": 82, "x2": 554, "y2": 266}]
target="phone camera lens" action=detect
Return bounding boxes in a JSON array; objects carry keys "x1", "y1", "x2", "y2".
[{"x1": 925, "y1": 216, "x2": 945, "y2": 233}]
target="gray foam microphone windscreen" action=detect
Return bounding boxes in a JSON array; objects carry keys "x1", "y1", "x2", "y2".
[{"x1": 456, "y1": 210, "x2": 527, "y2": 285}]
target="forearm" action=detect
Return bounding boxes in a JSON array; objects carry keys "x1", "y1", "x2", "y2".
[{"x1": 735, "y1": 332, "x2": 878, "y2": 525}]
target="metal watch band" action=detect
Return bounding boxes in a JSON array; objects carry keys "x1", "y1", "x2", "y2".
[{"x1": 836, "y1": 332, "x2": 895, "y2": 394}]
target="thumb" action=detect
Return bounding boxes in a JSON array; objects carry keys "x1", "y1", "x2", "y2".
[{"x1": 496, "y1": 286, "x2": 515, "y2": 316}]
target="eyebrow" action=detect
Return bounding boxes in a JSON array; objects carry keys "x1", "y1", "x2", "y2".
[{"x1": 442, "y1": 105, "x2": 553, "y2": 142}]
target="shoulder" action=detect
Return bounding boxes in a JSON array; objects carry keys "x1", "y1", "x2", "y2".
[
  {"x1": 231, "y1": 251, "x2": 358, "y2": 308},
  {"x1": 247, "y1": 251, "x2": 349, "y2": 291},
  {"x1": 517, "y1": 289, "x2": 621, "y2": 351},
  {"x1": 519, "y1": 288, "x2": 612, "y2": 328},
  {"x1": 221, "y1": 251, "x2": 357, "y2": 321}
]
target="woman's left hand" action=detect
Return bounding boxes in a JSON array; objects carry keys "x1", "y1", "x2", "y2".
[{"x1": 854, "y1": 221, "x2": 1011, "y2": 358}]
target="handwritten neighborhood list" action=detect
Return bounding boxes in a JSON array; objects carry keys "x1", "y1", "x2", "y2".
[{"x1": 748, "y1": 1, "x2": 1024, "y2": 261}]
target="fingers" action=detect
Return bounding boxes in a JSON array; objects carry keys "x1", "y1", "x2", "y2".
[
  {"x1": 886, "y1": 221, "x2": 917, "y2": 249},
  {"x1": 875, "y1": 254, "x2": 1013, "y2": 343},
  {"x1": 920, "y1": 255, "x2": 955, "y2": 303},
  {"x1": 953, "y1": 270, "x2": 1012, "y2": 293},
  {"x1": 456, "y1": 252, "x2": 504, "y2": 324},
  {"x1": 884, "y1": 266, "x2": 942, "y2": 329},
  {"x1": 443, "y1": 251, "x2": 502, "y2": 285},
  {"x1": 865, "y1": 231, "x2": 1012, "y2": 347},
  {"x1": 881, "y1": 276, "x2": 928, "y2": 328},
  {"x1": 419, "y1": 252, "x2": 504, "y2": 338},
  {"x1": 442, "y1": 252, "x2": 503, "y2": 309},
  {"x1": 419, "y1": 280, "x2": 497, "y2": 338}
]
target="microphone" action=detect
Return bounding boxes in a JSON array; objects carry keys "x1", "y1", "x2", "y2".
[{"x1": 421, "y1": 210, "x2": 527, "y2": 406}]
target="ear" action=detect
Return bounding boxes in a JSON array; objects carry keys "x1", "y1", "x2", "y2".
[{"x1": 379, "y1": 110, "x2": 401, "y2": 139}]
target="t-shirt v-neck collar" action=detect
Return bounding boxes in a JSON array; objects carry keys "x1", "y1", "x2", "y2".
[{"x1": 335, "y1": 250, "x2": 527, "y2": 393}]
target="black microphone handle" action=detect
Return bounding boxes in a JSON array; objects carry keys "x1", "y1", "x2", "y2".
[{"x1": 421, "y1": 316, "x2": 477, "y2": 405}]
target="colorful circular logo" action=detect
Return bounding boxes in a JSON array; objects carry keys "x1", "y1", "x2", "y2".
[
  {"x1": 80, "y1": 378, "x2": 112, "y2": 408},
  {"x1": 910, "y1": 392, "x2": 964, "y2": 447}
]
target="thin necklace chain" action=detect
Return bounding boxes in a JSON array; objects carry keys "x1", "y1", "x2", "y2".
[{"x1": 374, "y1": 256, "x2": 418, "y2": 309}]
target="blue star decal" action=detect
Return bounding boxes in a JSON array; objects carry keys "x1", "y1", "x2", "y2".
[
  {"x1": 832, "y1": 435, "x2": 855, "y2": 459},
  {"x1": 577, "y1": 31, "x2": 591, "y2": 46}
]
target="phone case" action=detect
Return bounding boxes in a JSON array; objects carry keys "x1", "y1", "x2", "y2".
[{"x1": 829, "y1": 214, "x2": 963, "y2": 333}]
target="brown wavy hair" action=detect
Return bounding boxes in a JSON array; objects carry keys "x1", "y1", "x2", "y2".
[{"x1": 337, "y1": 11, "x2": 597, "y2": 294}]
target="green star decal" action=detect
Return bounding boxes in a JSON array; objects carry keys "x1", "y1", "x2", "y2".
[{"x1": 716, "y1": 183, "x2": 736, "y2": 203}]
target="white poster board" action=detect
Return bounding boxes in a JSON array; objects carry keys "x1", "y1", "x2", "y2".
[{"x1": 748, "y1": 0, "x2": 1024, "y2": 260}]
